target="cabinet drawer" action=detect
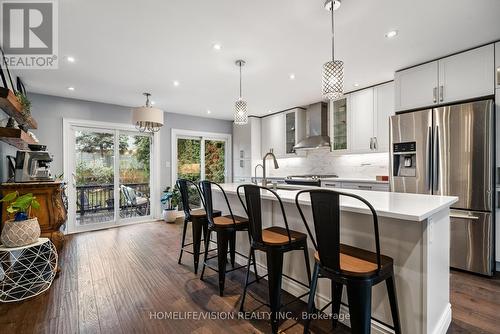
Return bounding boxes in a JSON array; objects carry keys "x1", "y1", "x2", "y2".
[
  {"x1": 340, "y1": 182, "x2": 389, "y2": 191},
  {"x1": 321, "y1": 181, "x2": 341, "y2": 188}
]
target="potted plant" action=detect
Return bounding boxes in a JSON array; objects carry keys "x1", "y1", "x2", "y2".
[
  {"x1": 0, "y1": 191, "x2": 41, "y2": 247},
  {"x1": 161, "y1": 186, "x2": 180, "y2": 223}
]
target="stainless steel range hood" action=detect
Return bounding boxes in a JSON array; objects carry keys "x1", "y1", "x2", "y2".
[{"x1": 293, "y1": 102, "x2": 330, "y2": 150}]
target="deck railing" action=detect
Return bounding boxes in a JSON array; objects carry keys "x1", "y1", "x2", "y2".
[{"x1": 76, "y1": 183, "x2": 150, "y2": 216}]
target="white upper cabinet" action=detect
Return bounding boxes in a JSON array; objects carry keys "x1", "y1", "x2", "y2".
[
  {"x1": 261, "y1": 112, "x2": 285, "y2": 157},
  {"x1": 350, "y1": 88, "x2": 374, "y2": 152},
  {"x1": 495, "y1": 42, "x2": 500, "y2": 88},
  {"x1": 373, "y1": 82, "x2": 395, "y2": 152},
  {"x1": 395, "y1": 44, "x2": 495, "y2": 112},
  {"x1": 438, "y1": 44, "x2": 494, "y2": 103},
  {"x1": 395, "y1": 61, "x2": 438, "y2": 112}
]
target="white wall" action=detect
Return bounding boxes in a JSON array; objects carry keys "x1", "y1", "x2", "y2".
[
  {"x1": 25, "y1": 93, "x2": 232, "y2": 192},
  {"x1": 265, "y1": 150, "x2": 390, "y2": 179}
]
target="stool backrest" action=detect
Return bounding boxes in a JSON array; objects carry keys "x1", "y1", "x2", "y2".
[
  {"x1": 176, "y1": 179, "x2": 204, "y2": 221},
  {"x1": 295, "y1": 189, "x2": 381, "y2": 273},
  {"x1": 237, "y1": 184, "x2": 292, "y2": 246},
  {"x1": 199, "y1": 180, "x2": 237, "y2": 228}
]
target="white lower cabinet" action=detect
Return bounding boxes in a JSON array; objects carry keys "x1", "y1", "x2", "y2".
[{"x1": 322, "y1": 181, "x2": 389, "y2": 192}]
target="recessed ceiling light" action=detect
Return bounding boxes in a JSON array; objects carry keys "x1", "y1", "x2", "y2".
[
  {"x1": 212, "y1": 43, "x2": 222, "y2": 51},
  {"x1": 66, "y1": 56, "x2": 75, "y2": 63},
  {"x1": 353, "y1": 83, "x2": 360, "y2": 87},
  {"x1": 385, "y1": 30, "x2": 398, "y2": 39},
  {"x1": 173, "y1": 80, "x2": 180, "y2": 87},
  {"x1": 67, "y1": 86, "x2": 75, "y2": 91},
  {"x1": 207, "y1": 110, "x2": 211, "y2": 114},
  {"x1": 289, "y1": 73, "x2": 296, "y2": 80}
]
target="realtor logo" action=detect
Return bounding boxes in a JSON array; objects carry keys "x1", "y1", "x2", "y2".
[{"x1": 0, "y1": 0, "x2": 58, "y2": 69}]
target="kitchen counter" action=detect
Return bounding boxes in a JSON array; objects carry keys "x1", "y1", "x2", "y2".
[
  {"x1": 218, "y1": 183, "x2": 456, "y2": 221},
  {"x1": 212, "y1": 183, "x2": 457, "y2": 334}
]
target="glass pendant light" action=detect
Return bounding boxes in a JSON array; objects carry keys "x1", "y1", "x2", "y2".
[
  {"x1": 132, "y1": 93, "x2": 164, "y2": 132},
  {"x1": 234, "y1": 59, "x2": 248, "y2": 125},
  {"x1": 322, "y1": 0, "x2": 344, "y2": 100}
]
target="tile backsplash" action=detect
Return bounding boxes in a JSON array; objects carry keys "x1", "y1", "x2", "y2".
[{"x1": 265, "y1": 150, "x2": 390, "y2": 179}]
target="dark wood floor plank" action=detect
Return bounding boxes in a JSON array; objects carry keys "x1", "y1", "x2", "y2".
[{"x1": 0, "y1": 220, "x2": 498, "y2": 334}]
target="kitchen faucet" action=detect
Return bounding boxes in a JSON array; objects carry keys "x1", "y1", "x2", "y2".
[
  {"x1": 261, "y1": 149, "x2": 279, "y2": 187},
  {"x1": 254, "y1": 163, "x2": 264, "y2": 184}
]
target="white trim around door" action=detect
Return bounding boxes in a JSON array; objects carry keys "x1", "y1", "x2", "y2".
[{"x1": 63, "y1": 118, "x2": 161, "y2": 234}]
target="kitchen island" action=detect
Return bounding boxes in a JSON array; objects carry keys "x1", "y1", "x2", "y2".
[{"x1": 212, "y1": 183, "x2": 457, "y2": 334}]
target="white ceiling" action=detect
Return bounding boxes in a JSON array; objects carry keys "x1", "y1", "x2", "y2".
[{"x1": 15, "y1": 0, "x2": 500, "y2": 120}]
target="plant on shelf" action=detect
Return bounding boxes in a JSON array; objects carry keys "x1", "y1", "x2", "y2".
[
  {"x1": 0, "y1": 191, "x2": 42, "y2": 247},
  {"x1": 160, "y1": 186, "x2": 180, "y2": 223},
  {"x1": 14, "y1": 91, "x2": 31, "y2": 116}
]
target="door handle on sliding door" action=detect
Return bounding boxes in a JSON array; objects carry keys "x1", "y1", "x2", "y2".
[{"x1": 433, "y1": 125, "x2": 440, "y2": 192}]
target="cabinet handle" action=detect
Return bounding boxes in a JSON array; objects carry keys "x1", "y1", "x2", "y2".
[
  {"x1": 357, "y1": 185, "x2": 373, "y2": 190},
  {"x1": 439, "y1": 85, "x2": 444, "y2": 102},
  {"x1": 433, "y1": 87, "x2": 437, "y2": 103},
  {"x1": 369, "y1": 138, "x2": 373, "y2": 150},
  {"x1": 324, "y1": 183, "x2": 337, "y2": 187},
  {"x1": 373, "y1": 137, "x2": 378, "y2": 150}
]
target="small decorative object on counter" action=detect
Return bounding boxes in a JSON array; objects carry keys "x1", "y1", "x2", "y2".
[
  {"x1": 0, "y1": 191, "x2": 41, "y2": 247},
  {"x1": 161, "y1": 186, "x2": 180, "y2": 223}
]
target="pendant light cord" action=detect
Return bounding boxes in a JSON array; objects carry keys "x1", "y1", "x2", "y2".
[
  {"x1": 239, "y1": 63, "x2": 242, "y2": 98},
  {"x1": 331, "y1": 5, "x2": 335, "y2": 62}
]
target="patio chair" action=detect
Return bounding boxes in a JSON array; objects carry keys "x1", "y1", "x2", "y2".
[{"x1": 120, "y1": 185, "x2": 150, "y2": 216}]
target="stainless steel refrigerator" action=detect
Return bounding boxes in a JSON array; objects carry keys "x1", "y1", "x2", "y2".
[{"x1": 390, "y1": 99, "x2": 494, "y2": 276}]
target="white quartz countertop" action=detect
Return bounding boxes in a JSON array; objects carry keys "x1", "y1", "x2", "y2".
[{"x1": 216, "y1": 183, "x2": 458, "y2": 222}]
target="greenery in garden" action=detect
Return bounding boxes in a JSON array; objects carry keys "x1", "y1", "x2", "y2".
[
  {"x1": 205, "y1": 141, "x2": 225, "y2": 183},
  {"x1": 177, "y1": 139, "x2": 225, "y2": 183},
  {"x1": 75, "y1": 132, "x2": 151, "y2": 185}
]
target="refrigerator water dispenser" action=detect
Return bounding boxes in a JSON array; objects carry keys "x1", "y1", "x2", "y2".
[{"x1": 392, "y1": 142, "x2": 416, "y2": 177}]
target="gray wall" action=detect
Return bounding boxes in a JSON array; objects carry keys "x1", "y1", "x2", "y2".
[
  {"x1": 13, "y1": 93, "x2": 233, "y2": 192},
  {"x1": 0, "y1": 111, "x2": 17, "y2": 181}
]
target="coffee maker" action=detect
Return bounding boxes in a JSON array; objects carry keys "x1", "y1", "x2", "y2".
[{"x1": 14, "y1": 150, "x2": 54, "y2": 182}]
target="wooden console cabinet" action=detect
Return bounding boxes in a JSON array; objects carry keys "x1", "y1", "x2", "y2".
[{"x1": 0, "y1": 181, "x2": 67, "y2": 252}]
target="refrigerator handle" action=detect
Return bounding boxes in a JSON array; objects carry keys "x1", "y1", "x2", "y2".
[
  {"x1": 433, "y1": 125, "x2": 440, "y2": 192},
  {"x1": 426, "y1": 126, "x2": 432, "y2": 191}
]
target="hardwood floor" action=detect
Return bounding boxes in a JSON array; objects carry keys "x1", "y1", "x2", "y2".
[{"x1": 0, "y1": 221, "x2": 498, "y2": 333}]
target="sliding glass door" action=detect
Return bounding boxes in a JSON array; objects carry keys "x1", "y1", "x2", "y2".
[
  {"x1": 172, "y1": 130, "x2": 231, "y2": 189},
  {"x1": 65, "y1": 121, "x2": 156, "y2": 233}
]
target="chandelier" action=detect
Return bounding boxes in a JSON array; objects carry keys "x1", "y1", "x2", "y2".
[{"x1": 132, "y1": 93, "x2": 164, "y2": 132}]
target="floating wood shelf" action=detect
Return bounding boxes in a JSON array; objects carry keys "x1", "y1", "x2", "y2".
[
  {"x1": 0, "y1": 127, "x2": 37, "y2": 150},
  {"x1": 0, "y1": 87, "x2": 37, "y2": 129}
]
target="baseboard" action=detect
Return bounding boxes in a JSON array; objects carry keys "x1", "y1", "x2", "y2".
[
  {"x1": 432, "y1": 303, "x2": 452, "y2": 334},
  {"x1": 234, "y1": 254, "x2": 395, "y2": 334}
]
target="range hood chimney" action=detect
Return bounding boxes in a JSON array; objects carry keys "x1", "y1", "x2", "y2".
[{"x1": 294, "y1": 102, "x2": 330, "y2": 150}]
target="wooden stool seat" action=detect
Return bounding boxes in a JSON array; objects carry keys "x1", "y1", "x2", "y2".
[
  {"x1": 262, "y1": 227, "x2": 307, "y2": 246},
  {"x1": 213, "y1": 215, "x2": 248, "y2": 226},
  {"x1": 314, "y1": 244, "x2": 393, "y2": 276},
  {"x1": 190, "y1": 209, "x2": 221, "y2": 218}
]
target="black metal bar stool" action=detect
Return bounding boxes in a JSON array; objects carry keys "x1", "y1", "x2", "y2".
[
  {"x1": 295, "y1": 189, "x2": 401, "y2": 334},
  {"x1": 237, "y1": 184, "x2": 312, "y2": 334},
  {"x1": 176, "y1": 179, "x2": 221, "y2": 274},
  {"x1": 199, "y1": 180, "x2": 258, "y2": 296}
]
